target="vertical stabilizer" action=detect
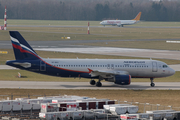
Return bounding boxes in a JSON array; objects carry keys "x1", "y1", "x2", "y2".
[
  {"x1": 132, "y1": 12, "x2": 141, "y2": 21},
  {"x1": 9, "y1": 31, "x2": 40, "y2": 60}
]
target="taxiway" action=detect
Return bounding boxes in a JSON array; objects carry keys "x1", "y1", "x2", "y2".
[{"x1": 0, "y1": 81, "x2": 179, "y2": 90}]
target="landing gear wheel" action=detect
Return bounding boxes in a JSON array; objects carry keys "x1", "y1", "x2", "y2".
[
  {"x1": 150, "y1": 78, "x2": 155, "y2": 87},
  {"x1": 96, "y1": 82, "x2": 102, "y2": 87},
  {"x1": 150, "y1": 83, "x2": 155, "y2": 87},
  {"x1": 90, "y1": 80, "x2": 96, "y2": 85}
]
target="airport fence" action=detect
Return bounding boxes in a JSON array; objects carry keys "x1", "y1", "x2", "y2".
[
  {"x1": 0, "y1": 94, "x2": 60, "y2": 100},
  {"x1": 117, "y1": 100, "x2": 180, "y2": 113}
]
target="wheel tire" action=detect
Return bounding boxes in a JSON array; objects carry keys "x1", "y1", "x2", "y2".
[
  {"x1": 173, "y1": 117, "x2": 177, "y2": 120},
  {"x1": 90, "y1": 80, "x2": 96, "y2": 85},
  {"x1": 96, "y1": 82, "x2": 102, "y2": 87},
  {"x1": 150, "y1": 83, "x2": 155, "y2": 87}
]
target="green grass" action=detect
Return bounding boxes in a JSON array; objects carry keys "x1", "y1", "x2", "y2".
[
  {"x1": 2, "y1": 19, "x2": 180, "y2": 27},
  {"x1": 77, "y1": 40, "x2": 180, "y2": 51},
  {"x1": 0, "y1": 19, "x2": 101, "y2": 26},
  {"x1": 1, "y1": 25, "x2": 180, "y2": 42}
]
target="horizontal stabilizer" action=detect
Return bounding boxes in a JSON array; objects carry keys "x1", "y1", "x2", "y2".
[{"x1": 13, "y1": 62, "x2": 31, "y2": 68}]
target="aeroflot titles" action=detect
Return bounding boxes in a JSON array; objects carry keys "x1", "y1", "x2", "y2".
[{"x1": 124, "y1": 61, "x2": 146, "y2": 63}]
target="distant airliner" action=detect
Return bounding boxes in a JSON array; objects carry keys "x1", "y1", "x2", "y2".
[
  {"x1": 6, "y1": 31, "x2": 175, "y2": 87},
  {"x1": 100, "y1": 12, "x2": 141, "y2": 27}
]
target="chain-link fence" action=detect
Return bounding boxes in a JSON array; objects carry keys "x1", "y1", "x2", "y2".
[
  {"x1": 0, "y1": 94, "x2": 60, "y2": 101},
  {"x1": 117, "y1": 100, "x2": 180, "y2": 113}
]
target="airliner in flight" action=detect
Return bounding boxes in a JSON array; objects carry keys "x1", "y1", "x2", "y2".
[
  {"x1": 6, "y1": 31, "x2": 175, "y2": 87},
  {"x1": 100, "y1": 12, "x2": 141, "y2": 27}
]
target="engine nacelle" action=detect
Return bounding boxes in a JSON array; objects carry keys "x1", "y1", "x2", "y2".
[
  {"x1": 114, "y1": 75, "x2": 131, "y2": 85},
  {"x1": 117, "y1": 24, "x2": 121, "y2": 27}
]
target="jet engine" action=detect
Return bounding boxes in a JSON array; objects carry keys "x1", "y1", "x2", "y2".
[
  {"x1": 117, "y1": 23, "x2": 121, "y2": 27},
  {"x1": 114, "y1": 75, "x2": 131, "y2": 85}
]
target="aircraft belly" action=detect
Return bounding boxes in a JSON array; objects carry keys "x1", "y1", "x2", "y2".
[{"x1": 129, "y1": 69, "x2": 150, "y2": 78}]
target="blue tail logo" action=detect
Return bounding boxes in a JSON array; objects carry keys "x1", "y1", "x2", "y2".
[{"x1": 10, "y1": 31, "x2": 40, "y2": 60}]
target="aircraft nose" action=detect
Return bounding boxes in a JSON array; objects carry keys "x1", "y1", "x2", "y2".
[
  {"x1": 100, "y1": 22, "x2": 102, "y2": 24},
  {"x1": 170, "y1": 68, "x2": 175, "y2": 76}
]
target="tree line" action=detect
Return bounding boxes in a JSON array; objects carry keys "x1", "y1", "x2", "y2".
[{"x1": 0, "y1": 0, "x2": 180, "y2": 21}]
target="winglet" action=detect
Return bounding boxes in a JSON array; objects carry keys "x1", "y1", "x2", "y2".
[{"x1": 132, "y1": 12, "x2": 141, "y2": 21}]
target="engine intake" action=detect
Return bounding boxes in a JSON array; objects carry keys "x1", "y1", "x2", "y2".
[{"x1": 114, "y1": 75, "x2": 131, "y2": 85}]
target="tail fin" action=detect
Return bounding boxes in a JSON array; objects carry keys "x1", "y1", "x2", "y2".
[
  {"x1": 132, "y1": 12, "x2": 141, "y2": 21},
  {"x1": 9, "y1": 31, "x2": 40, "y2": 60}
]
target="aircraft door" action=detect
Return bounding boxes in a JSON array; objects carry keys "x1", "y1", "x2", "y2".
[
  {"x1": 107, "y1": 64, "x2": 110, "y2": 69},
  {"x1": 111, "y1": 64, "x2": 114, "y2": 69},
  {"x1": 152, "y1": 62, "x2": 157, "y2": 72},
  {"x1": 40, "y1": 61, "x2": 46, "y2": 71}
]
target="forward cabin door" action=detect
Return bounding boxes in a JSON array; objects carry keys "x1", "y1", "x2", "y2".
[{"x1": 152, "y1": 61, "x2": 158, "y2": 72}]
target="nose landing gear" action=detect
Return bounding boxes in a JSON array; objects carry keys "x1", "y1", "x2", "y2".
[{"x1": 150, "y1": 78, "x2": 155, "y2": 87}]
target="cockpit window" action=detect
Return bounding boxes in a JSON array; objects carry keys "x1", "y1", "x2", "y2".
[{"x1": 163, "y1": 65, "x2": 168, "y2": 68}]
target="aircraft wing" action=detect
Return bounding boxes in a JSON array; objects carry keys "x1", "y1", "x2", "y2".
[{"x1": 88, "y1": 68, "x2": 129, "y2": 78}]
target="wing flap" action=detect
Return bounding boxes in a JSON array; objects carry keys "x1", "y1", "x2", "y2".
[{"x1": 88, "y1": 68, "x2": 129, "y2": 78}]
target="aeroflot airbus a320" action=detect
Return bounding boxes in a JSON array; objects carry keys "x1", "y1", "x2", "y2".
[{"x1": 6, "y1": 31, "x2": 175, "y2": 87}]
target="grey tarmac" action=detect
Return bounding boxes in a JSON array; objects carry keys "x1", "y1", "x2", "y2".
[
  {"x1": 34, "y1": 47, "x2": 180, "y2": 60},
  {"x1": 9, "y1": 25, "x2": 180, "y2": 29},
  {"x1": 0, "y1": 81, "x2": 179, "y2": 90}
]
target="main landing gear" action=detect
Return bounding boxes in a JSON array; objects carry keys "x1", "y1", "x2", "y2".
[
  {"x1": 96, "y1": 81, "x2": 102, "y2": 87},
  {"x1": 150, "y1": 78, "x2": 155, "y2": 87},
  {"x1": 90, "y1": 79, "x2": 102, "y2": 87},
  {"x1": 90, "y1": 79, "x2": 96, "y2": 85},
  {"x1": 90, "y1": 76, "x2": 103, "y2": 87}
]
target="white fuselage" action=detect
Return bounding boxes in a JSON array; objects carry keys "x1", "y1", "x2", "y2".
[
  {"x1": 43, "y1": 59, "x2": 175, "y2": 78},
  {"x1": 100, "y1": 20, "x2": 138, "y2": 26}
]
